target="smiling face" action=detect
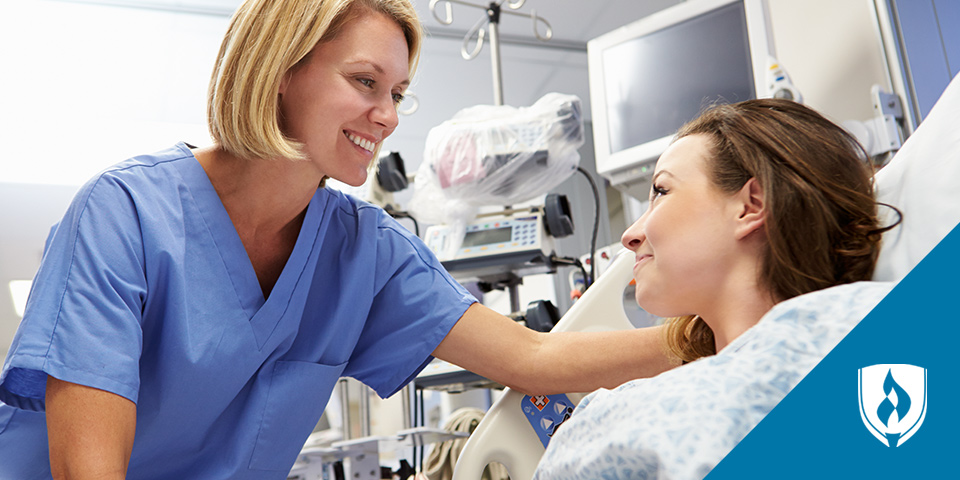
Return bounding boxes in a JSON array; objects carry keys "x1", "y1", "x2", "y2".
[
  {"x1": 278, "y1": 10, "x2": 410, "y2": 186},
  {"x1": 620, "y1": 134, "x2": 744, "y2": 318}
]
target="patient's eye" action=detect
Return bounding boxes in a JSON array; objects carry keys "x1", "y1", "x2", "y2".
[{"x1": 651, "y1": 184, "x2": 668, "y2": 201}]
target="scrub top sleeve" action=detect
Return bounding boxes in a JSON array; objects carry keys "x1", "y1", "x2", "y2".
[
  {"x1": 345, "y1": 212, "x2": 475, "y2": 398},
  {"x1": 0, "y1": 174, "x2": 147, "y2": 410}
]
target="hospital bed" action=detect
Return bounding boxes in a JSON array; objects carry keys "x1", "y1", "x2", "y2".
[{"x1": 451, "y1": 71, "x2": 960, "y2": 480}]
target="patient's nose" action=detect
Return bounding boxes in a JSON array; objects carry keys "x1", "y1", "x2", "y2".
[{"x1": 621, "y1": 215, "x2": 647, "y2": 251}]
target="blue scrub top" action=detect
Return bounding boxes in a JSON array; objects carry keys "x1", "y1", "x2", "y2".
[{"x1": 0, "y1": 143, "x2": 476, "y2": 479}]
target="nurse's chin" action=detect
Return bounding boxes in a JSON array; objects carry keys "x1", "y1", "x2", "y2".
[{"x1": 329, "y1": 170, "x2": 369, "y2": 188}]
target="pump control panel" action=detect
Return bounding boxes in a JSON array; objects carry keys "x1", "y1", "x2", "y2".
[{"x1": 424, "y1": 208, "x2": 556, "y2": 282}]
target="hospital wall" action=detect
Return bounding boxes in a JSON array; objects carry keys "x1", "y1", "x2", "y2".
[{"x1": 767, "y1": 0, "x2": 892, "y2": 125}]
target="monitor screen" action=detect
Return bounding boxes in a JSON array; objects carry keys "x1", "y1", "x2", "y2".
[{"x1": 601, "y1": 1, "x2": 755, "y2": 155}]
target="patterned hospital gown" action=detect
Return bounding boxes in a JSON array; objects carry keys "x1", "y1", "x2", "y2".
[{"x1": 533, "y1": 281, "x2": 893, "y2": 480}]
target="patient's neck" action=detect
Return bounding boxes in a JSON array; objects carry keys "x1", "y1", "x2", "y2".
[{"x1": 700, "y1": 281, "x2": 777, "y2": 353}]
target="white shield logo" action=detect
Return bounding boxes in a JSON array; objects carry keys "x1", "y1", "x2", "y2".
[{"x1": 858, "y1": 364, "x2": 927, "y2": 447}]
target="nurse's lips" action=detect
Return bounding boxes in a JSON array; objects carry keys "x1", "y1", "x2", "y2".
[{"x1": 344, "y1": 130, "x2": 378, "y2": 153}]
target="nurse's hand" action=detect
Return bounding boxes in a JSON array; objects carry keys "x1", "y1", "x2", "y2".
[
  {"x1": 46, "y1": 376, "x2": 136, "y2": 480},
  {"x1": 433, "y1": 303, "x2": 678, "y2": 396}
]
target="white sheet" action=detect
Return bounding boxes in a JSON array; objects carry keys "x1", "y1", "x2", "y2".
[{"x1": 874, "y1": 73, "x2": 960, "y2": 282}]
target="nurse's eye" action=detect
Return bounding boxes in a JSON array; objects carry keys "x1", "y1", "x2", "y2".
[
  {"x1": 392, "y1": 92, "x2": 405, "y2": 105},
  {"x1": 356, "y1": 77, "x2": 375, "y2": 88}
]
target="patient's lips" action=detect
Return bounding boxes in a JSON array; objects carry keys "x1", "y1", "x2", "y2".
[{"x1": 634, "y1": 254, "x2": 652, "y2": 273}]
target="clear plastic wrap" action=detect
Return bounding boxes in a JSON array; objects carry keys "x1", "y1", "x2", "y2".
[{"x1": 410, "y1": 93, "x2": 585, "y2": 228}]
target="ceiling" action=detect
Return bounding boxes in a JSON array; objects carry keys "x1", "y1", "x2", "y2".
[
  {"x1": 71, "y1": 0, "x2": 678, "y2": 42},
  {"x1": 418, "y1": 0, "x2": 677, "y2": 44}
]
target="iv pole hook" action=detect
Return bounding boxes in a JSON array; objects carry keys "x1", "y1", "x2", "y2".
[
  {"x1": 461, "y1": 15, "x2": 488, "y2": 60},
  {"x1": 530, "y1": 9, "x2": 552, "y2": 41},
  {"x1": 431, "y1": 0, "x2": 553, "y2": 106},
  {"x1": 429, "y1": 0, "x2": 455, "y2": 25}
]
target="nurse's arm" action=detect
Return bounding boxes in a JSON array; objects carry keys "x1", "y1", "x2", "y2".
[
  {"x1": 432, "y1": 302, "x2": 678, "y2": 396},
  {"x1": 46, "y1": 376, "x2": 136, "y2": 480}
]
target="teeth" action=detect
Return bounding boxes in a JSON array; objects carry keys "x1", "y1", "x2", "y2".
[{"x1": 347, "y1": 133, "x2": 375, "y2": 152}]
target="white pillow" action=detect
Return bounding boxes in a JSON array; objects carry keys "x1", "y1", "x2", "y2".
[{"x1": 873, "y1": 72, "x2": 960, "y2": 282}]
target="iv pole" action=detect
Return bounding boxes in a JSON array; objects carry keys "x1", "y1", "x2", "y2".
[
  {"x1": 429, "y1": 0, "x2": 553, "y2": 106},
  {"x1": 429, "y1": 0, "x2": 554, "y2": 313}
]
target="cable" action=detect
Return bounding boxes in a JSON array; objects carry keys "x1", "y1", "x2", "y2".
[
  {"x1": 422, "y1": 408, "x2": 509, "y2": 480},
  {"x1": 385, "y1": 207, "x2": 421, "y2": 237},
  {"x1": 550, "y1": 255, "x2": 588, "y2": 291},
  {"x1": 576, "y1": 167, "x2": 601, "y2": 289}
]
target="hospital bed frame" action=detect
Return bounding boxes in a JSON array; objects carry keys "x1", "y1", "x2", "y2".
[{"x1": 451, "y1": 248, "x2": 637, "y2": 480}]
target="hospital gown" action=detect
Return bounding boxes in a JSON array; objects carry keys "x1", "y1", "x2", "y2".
[
  {"x1": 533, "y1": 281, "x2": 892, "y2": 480},
  {"x1": 0, "y1": 143, "x2": 476, "y2": 479}
]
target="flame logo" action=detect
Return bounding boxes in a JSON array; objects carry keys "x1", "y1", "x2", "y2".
[
  {"x1": 858, "y1": 364, "x2": 926, "y2": 447},
  {"x1": 876, "y1": 369, "x2": 911, "y2": 428}
]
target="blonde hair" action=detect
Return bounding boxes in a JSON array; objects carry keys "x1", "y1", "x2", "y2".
[{"x1": 207, "y1": 0, "x2": 423, "y2": 161}]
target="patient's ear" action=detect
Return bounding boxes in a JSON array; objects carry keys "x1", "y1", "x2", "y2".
[{"x1": 734, "y1": 177, "x2": 765, "y2": 240}]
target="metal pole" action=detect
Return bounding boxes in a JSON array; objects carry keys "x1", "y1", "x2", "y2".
[
  {"x1": 359, "y1": 385, "x2": 371, "y2": 437},
  {"x1": 508, "y1": 282, "x2": 521, "y2": 313},
  {"x1": 401, "y1": 384, "x2": 413, "y2": 430},
  {"x1": 339, "y1": 378, "x2": 353, "y2": 440},
  {"x1": 487, "y1": 3, "x2": 504, "y2": 106}
]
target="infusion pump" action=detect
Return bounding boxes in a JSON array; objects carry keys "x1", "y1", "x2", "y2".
[{"x1": 424, "y1": 207, "x2": 558, "y2": 283}]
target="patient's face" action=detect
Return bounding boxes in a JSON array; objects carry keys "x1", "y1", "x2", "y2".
[{"x1": 620, "y1": 134, "x2": 742, "y2": 317}]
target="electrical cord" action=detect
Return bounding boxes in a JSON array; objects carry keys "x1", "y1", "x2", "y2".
[
  {"x1": 550, "y1": 255, "x2": 588, "y2": 291},
  {"x1": 575, "y1": 167, "x2": 601, "y2": 289},
  {"x1": 385, "y1": 206, "x2": 421, "y2": 237},
  {"x1": 422, "y1": 408, "x2": 509, "y2": 480}
]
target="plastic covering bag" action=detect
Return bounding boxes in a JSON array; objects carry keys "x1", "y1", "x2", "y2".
[{"x1": 410, "y1": 93, "x2": 585, "y2": 227}]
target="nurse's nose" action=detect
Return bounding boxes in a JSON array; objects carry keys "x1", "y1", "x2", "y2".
[
  {"x1": 370, "y1": 93, "x2": 400, "y2": 133},
  {"x1": 621, "y1": 212, "x2": 648, "y2": 252}
]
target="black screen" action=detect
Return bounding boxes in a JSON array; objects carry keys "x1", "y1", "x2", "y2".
[{"x1": 602, "y1": 2, "x2": 755, "y2": 154}]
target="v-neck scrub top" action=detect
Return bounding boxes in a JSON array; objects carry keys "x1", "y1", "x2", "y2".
[{"x1": 0, "y1": 143, "x2": 476, "y2": 479}]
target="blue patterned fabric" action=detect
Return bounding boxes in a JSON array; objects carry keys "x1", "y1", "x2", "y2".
[{"x1": 533, "y1": 281, "x2": 893, "y2": 480}]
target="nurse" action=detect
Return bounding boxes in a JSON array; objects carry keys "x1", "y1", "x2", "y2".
[
  {"x1": 533, "y1": 99, "x2": 900, "y2": 479},
  {"x1": 0, "y1": 0, "x2": 674, "y2": 478}
]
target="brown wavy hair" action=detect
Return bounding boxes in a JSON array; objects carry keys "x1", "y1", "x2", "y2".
[{"x1": 663, "y1": 99, "x2": 899, "y2": 363}]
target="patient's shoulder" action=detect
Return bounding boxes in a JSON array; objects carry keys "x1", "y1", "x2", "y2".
[{"x1": 726, "y1": 281, "x2": 894, "y2": 356}]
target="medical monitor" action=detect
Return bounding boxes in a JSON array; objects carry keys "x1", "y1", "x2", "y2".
[{"x1": 587, "y1": 0, "x2": 776, "y2": 199}]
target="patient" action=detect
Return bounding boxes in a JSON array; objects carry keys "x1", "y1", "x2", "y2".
[{"x1": 533, "y1": 99, "x2": 898, "y2": 479}]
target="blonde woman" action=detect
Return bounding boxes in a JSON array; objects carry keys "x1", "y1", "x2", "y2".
[{"x1": 0, "y1": 1, "x2": 674, "y2": 478}]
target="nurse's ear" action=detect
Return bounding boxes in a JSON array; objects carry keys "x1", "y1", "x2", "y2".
[
  {"x1": 733, "y1": 177, "x2": 765, "y2": 240},
  {"x1": 279, "y1": 52, "x2": 311, "y2": 96},
  {"x1": 279, "y1": 70, "x2": 291, "y2": 96}
]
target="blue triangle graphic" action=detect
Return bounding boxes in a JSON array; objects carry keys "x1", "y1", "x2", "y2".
[{"x1": 705, "y1": 221, "x2": 960, "y2": 478}]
